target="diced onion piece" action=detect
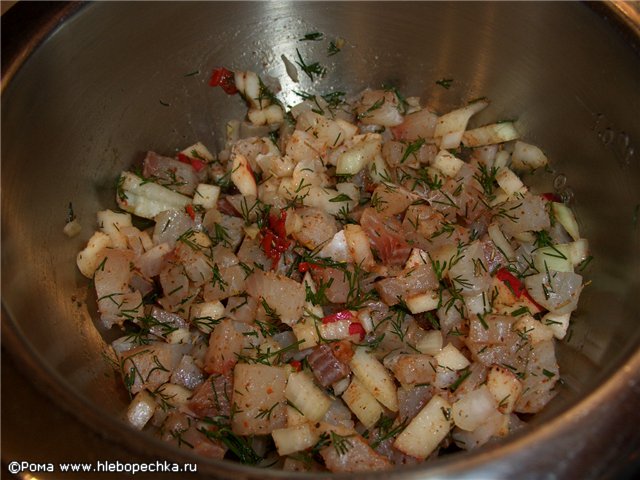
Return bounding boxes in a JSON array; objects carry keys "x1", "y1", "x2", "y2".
[
  {"x1": 393, "y1": 395, "x2": 452, "y2": 459},
  {"x1": 126, "y1": 390, "x2": 156, "y2": 430},
  {"x1": 63, "y1": 219, "x2": 82, "y2": 238},
  {"x1": 76, "y1": 231, "x2": 111, "y2": 278},
  {"x1": 434, "y1": 100, "x2": 489, "y2": 149},
  {"x1": 291, "y1": 318, "x2": 320, "y2": 349},
  {"x1": 462, "y1": 122, "x2": 519, "y2": 147},
  {"x1": 285, "y1": 371, "x2": 332, "y2": 422},
  {"x1": 320, "y1": 319, "x2": 352, "y2": 340},
  {"x1": 404, "y1": 248, "x2": 430, "y2": 270},
  {"x1": 343, "y1": 224, "x2": 375, "y2": 270},
  {"x1": 511, "y1": 141, "x2": 548, "y2": 171},
  {"x1": 350, "y1": 347, "x2": 398, "y2": 412},
  {"x1": 452, "y1": 386, "x2": 497, "y2": 431},
  {"x1": 542, "y1": 311, "x2": 571, "y2": 340},
  {"x1": 533, "y1": 240, "x2": 588, "y2": 273},
  {"x1": 166, "y1": 328, "x2": 191, "y2": 344},
  {"x1": 495, "y1": 167, "x2": 527, "y2": 198},
  {"x1": 464, "y1": 292, "x2": 487, "y2": 315},
  {"x1": 193, "y1": 183, "x2": 220, "y2": 209},
  {"x1": 486, "y1": 365, "x2": 523, "y2": 414},
  {"x1": 318, "y1": 230, "x2": 352, "y2": 263},
  {"x1": 336, "y1": 134, "x2": 382, "y2": 175},
  {"x1": 533, "y1": 245, "x2": 574, "y2": 273},
  {"x1": 369, "y1": 153, "x2": 392, "y2": 184},
  {"x1": 435, "y1": 344, "x2": 470, "y2": 371},
  {"x1": 155, "y1": 383, "x2": 192, "y2": 407},
  {"x1": 181, "y1": 141, "x2": 214, "y2": 162},
  {"x1": 97, "y1": 209, "x2": 131, "y2": 249},
  {"x1": 513, "y1": 315, "x2": 554, "y2": 345},
  {"x1": 552, "y1": 202, "x2": 581, "y2": 241},
  {"x1": 488, "y1": 223, "x2": 515, "y2": 261},
  {"x1": 299, "y1": 186, "x2": 358, "y2": 217},
  {"x1": 416, "y1": 330, "x2": 443, "y2": 355},
  {"x1": 432, "y1": 150, "x2": 464, "y2": 177},
  {"x1": 231, "y1": 153, "x2": 257, "y2": 197},
  {"x1": 336, "y1": 118, "x2": 358, "y2": 142},
  {"x1": 97, "y1": 209, "x2": 132, "y2": 236},
  {"x1": 234, "y1": 70, "x2": 261, "y2": 108},
  {"x1": 116, "y1": 171, "x2": 191, "y2": 220},
  {"x1": 494, "y1": 150, "x2": 510, "y2": 168},
  {"x1": 524, "y1": 271, "x2": 583, "y2": 315},
  {"x1": 405, "y1": 290, "x2": 439, "y2": 314},
  {"x1": 272, "y1": 423, "x2": 319, "y2": 456},
  {"x1": 342, "y1": 377, "x2": 385, "y2": 429}
]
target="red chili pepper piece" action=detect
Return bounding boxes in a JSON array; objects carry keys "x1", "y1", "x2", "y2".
[
  {"x1": 289, "y1": 360, "x2": 302, "y2": 372},
  {"x1": 322, "y1": 310, "x2": 355, "y2": 325},
  {"x1": 496, "y1": 268, "x2": 527, "y2": 297},
  {"x1": 298, "y1": 262, "x2": 324, "y2": 273},
  {"x1": 542, "y1": 192, "x2": 562, "y2": 202},
  {"x1": 190, "y1": 158, "x2": 206, "y2": 172},
  {"x1": 209, "y1": 67, "x2": 238, "y2": 95},
  {"x1": 177, "y1": 152, "x2": 191, "y2": 164},
  {"x1": 348, "y1": 322, "x2": 366, "y2": 341},
  {"x1": 260, "y1": 210, "x2": 291, "y2": 269},
  {"x1": 269, "y1": 210, "x2": 288, "y2": 238},
  {"x1": 177, "y1": 152, "x2": 207, "y2": 173},
  {"x1": 496, "y1": 267, "x2": 545, "y2": 311},
  {"x1": 185, "y1": 204, "x2": 196, "y2": 220}
]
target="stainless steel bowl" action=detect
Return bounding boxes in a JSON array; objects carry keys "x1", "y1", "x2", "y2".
[{"x1": 2, "y1": 2, "x2": 639, "y2": 479}]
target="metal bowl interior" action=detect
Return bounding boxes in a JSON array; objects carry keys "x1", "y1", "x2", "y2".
[{"x1": 2, "y1": 2, "x2": 639, "y2": 479}]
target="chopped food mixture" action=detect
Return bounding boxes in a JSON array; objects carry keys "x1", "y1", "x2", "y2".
[{"x1": 77, "y1": 65, "x2": 589, "y2": 472}]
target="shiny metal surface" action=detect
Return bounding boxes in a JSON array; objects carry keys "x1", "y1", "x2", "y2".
[{"x1": 2, "y1": 2, "x2": 639, "y2": 478}]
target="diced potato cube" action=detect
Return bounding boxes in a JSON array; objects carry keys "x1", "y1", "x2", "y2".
[
  {"x1": 496, "y1": 167, "x2": 527, "y2": 198},
  {"x1": 393, "y1": 395, "x2": 452, "y2": 459},
  {"x1": 511, "y1": 141, "x2": 548, "y2": 171},
  {"x1": 336, "y1": 134, "x2": 382, "y2": 175},
  {"x1": 416, "y1": 330, "x2": 443, "y2": 355},
  {"x1": 405, "y1": 290, "x2": 440, "y2": 314},
  {"x1": 272, "y1": 423, "x2": 319, "y2": 456},
  {"x1": 193, "y1": 183, "x2": 220, "y2": 209},
  {"x1": 76, "y1": 231, "x2": 111, "y2": 278},
  {"x1": 231, "y1": 154, "x2": 258, "y2": 197},
  {"x1": 462, "y1": 122, "x2": 519, "y2": 147},
  {"x1": 350, "y1": 347, "x2": 398, "y2": 412},
  {"x1": 542, "y1": 311, "x2": 571, "y2": 339},
  {"x1": 285, "y1": 371, "x2": 332, "y2": 422},
  {"x1": 486, "y1": 365, "x2": 523, "y2": 414},
  {"x1": 435, "y1": 344, "x2": 470, "y2": 371},
  {"x1": 127, "y1": 390, "x2": 156, "y2": 430},
  {"x1": 342, "y1": 377, "x2": 384, "y2": 429},
  {"x1": 432, "y1": 150, "x2": 464, "y2": 177},
  {"x1": 451, "y1": 385, "x2": 497, "y2": 431}
]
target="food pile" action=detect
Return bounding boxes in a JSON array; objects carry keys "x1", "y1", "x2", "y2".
[{"x1": 76, "y1": 66, "x2": 589, "y2": 472}]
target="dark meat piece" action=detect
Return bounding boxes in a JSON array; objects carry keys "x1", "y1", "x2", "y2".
[
  {"x1": 307, "y1": 343, "x2": 351, "y2": 387},
  {"x1": 187, "y1": 373, "x2": 233, "y2": 418}
]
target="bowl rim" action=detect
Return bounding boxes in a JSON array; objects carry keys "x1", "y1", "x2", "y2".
[{"x1": 2, "y1": 1, "x2": 640, "y2": 478}]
